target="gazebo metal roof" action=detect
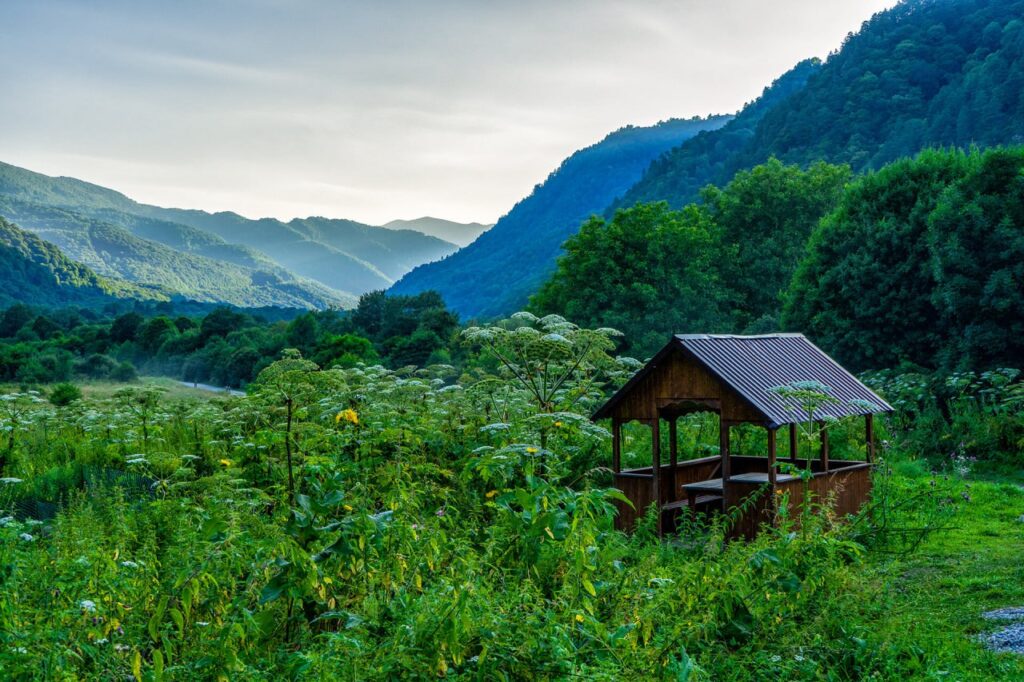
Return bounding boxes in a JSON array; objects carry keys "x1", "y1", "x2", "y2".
[{"x1": 593, "y1": 333, "x2": 892, "y2": 427}]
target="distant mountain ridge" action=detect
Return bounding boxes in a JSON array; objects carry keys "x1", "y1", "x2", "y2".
[
  {"x1": 0, "y1": 161, "x2": 461, "y2": 309},
  {"x1": 382, "y1": 217, "x2": 492, "y2": 246},
  {"x1": 389, "y1": 115, "x2": 732, "y2": 318}
]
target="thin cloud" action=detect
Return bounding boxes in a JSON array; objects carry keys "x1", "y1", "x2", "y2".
[{"x1": 0, "y1": 0, "x2": 898, "y2": 225}]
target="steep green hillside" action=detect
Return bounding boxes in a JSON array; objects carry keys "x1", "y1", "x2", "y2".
[
  {"x1": 618, "y1": 0, "x2": 1024, "y2": 209},
  {"x1": 0, "y1": 216, "x2": 156, "y2": 307},
  {"x1": 389, "y1": 115, "x2": 731, "y2": 318},
  {"x1": 0, "y1": 198, "x2": 352, "y2": 309}
]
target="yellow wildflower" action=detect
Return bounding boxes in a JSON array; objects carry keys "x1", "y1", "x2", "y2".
[
  {"x1": 526, "y1": 446, "x2": 538, "y2": 454},
  {"x1": 335, "y1": 408, "x2": 359, "y2": 425},
  {"x1": 554, "y1": 421, "x2": 563, "y2": 428},
  {"x1": 485, "y1": 490, "x2": 498, "y2": 499},
  {"x1": 219, "y1": 459, "x2": 232, "y2": 467},
  {"x1": 343, "y1": 504, "x2": 353, "y2": 512},
  {"x1": 575, "y1": 614, "x2": 585, "y2": 623}
]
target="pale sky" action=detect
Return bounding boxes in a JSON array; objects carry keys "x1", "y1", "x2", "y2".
[{"x1": 0, "y1": 0, "x2": 898, "y2": 225}]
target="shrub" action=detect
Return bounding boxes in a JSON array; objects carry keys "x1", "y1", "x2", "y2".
[
  {"x1": 109, "y1": 361, "x2": 138, "y2": 383},
  {"x1": 48, "y1": 382, "x2": 82, "y2": 407}
]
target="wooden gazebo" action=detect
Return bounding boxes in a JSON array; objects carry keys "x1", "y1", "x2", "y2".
[{"x1": 592, "y1": 334, "x2": 892, "y2": 537}]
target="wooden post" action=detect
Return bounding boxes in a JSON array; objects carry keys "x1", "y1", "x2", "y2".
[
  {"x1": 818, "y1": 420, "x2": 829, "y2": 471},
  {"x1": 865, "y1": 413, "x2": 875, "y2": 463},
  {"x1": 669, "y1": 417, "x2": 678, "y2": 469},
  {"x1": 719, "y1": 419, "x2": 731, "y2": 481},
  {"x1": 767, "y1": 427, "x2": 777, "y2": 486},
  {"x1": 611, "y1": 417, "x2": 621, "y2": 473},
  {"x1": 668, "y1": 416, "x2": 678, "y2": 503},
  {"x1": 652, "y1": 418, "x2": 662, "y2": 535},
  {"x1": 789, "y1": 423, "x2": 798, "y2": 464}
]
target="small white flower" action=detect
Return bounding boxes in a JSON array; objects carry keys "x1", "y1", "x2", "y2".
[
  {"x1": 12, "y1": 646, "x2": 27, "y2": 654},
  {"x1": 79, "y1": 599, "x2": 97, "y2": 612},
  {"x1": 114, "y1": 643, "x2": 130, "y2": 652},
  {"x1": 0, "y1": 477, "x2": 22, "y2": 484},
  {"x1": 95, "y1": 637, "x2": 109, "y2": 645},
  {"x1": 795, "y1": 655, "x2": 805, "y2": 662},
  {"x1": 120, "y1": 560, "x2": 139, "y2": 569},
  {"x1": 770, "y1": 655, "x2": 781, "y2": 663},
  {"x1": 19, "y1": 533, "x2": 34, "y2": 542},
  {"x1": 25, "y1": 519, "x2": 42, "y2": 526},
  {"x1": 196, "y1": 621, "x2": 210, "y2": 627},
  {"x1": 0, "y1": 516, "x2": 14, "y2": 527}
]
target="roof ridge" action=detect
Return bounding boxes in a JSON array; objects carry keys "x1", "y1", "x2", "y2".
[{"x1": 674, "y1": 333, "x2": 805, "y2": 340}]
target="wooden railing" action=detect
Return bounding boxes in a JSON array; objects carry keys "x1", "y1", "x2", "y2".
[{"x1": 613, "y1": 455, "x2": 872, "y2": 535}]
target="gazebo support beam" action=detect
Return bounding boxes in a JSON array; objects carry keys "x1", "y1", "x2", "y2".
[
  {"x1": 767, "y1": 427, "x2": 777, "y2": 486},
  {"x1": 668, "y1": 417, "x2": 678, "y2": 504},
  {"x1": 611, "y1": 417, "x2": 621, "y2": 473},
  {"x1": 818, "y1": 420, "x2": 829, "y2": 472},
  {"x1": 865, "y1": 413, "x2": 875, "y2": 463},
  {"x1": 652, "y1": 418, "x2": 662, "y2": 536},
  {"x1": 720, "y1": 419, "x2": 731, "y2": 481},
  {"x1": 789, "y1": 423, "x2": 798, "y2": 463}
]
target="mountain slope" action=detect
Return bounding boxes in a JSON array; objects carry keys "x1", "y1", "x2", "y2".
[
  {"x1": 0, "y1": 161, "x2": 459, "y2": 302},
  {"x1": 137, "y1": 207, "x2": 458, "y2": 291},
  {"x1": 389, "y1": 115, "x2": 731, "y2": 318},
  {"x1": 382, "y1": 217, "x2": 491, "y2": 246},
  {"x1": 0, "y1": 216, "x2": 157, "y2": 307},
  {"x1": 617, "y1": 0, "x2": 1024, "y2": 210},
  {"x1": 0, "y1": 198, "x2": 353, "y2": 309}
]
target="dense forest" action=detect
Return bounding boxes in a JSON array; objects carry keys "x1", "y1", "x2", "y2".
[{"x1": 0, "y1": 290, "x2": 458, "y2": 388}]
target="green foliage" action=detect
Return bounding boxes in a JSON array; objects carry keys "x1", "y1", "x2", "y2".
[
  {"x1": 785, "y1": 147, "x2": 1024, "y2": 371},
  {"x1": 0, "y1": 305, "x2": 1019, "y2": 678},
  {"x1": 48, "y1": 382, "x2": 82, "y2": 407},
  {"x1": 530, "y1": 202, "x2": 732, "y2": 357},
  {"x1": 463, "y1": 312, "x2": 624, "y2": 413},
  {"x1": 532, "y1": 159, "x2": 848, "y2": 355},
  {"x1": 703, "y1": 159, "x2": 850, "y2": 331}
]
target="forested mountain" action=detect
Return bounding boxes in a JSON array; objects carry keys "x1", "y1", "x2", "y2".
[
  {"x1": 618, "y1": 0, "x2": 1024, "y2": 209},
  {"x1": 0, "y1": 216, "x2": 155, "y2": 307},
  {"x1": 0, "y1": 197, "x2": 352, "y2": 309},
  {"x1": 388, "y1": 115, "x2": 732, "y2": 318},
  {"x1": 0, "y1": 161, "x2": 459, "y2": 306},
  {"x1": 382, "y1": 217, "x2": 492, "y2": 246},
  {"x1": 137, "y1": 207, "x2": 457, "y2": 292}
]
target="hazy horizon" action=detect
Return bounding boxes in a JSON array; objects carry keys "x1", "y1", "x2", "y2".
[{"x1": 1, "y1": 0, "x2": 897, "y2": 225}]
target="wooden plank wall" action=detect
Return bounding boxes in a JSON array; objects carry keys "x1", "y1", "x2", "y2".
[{"x1": 610, "y1": 350, "x2": 764, "y2": 423}]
